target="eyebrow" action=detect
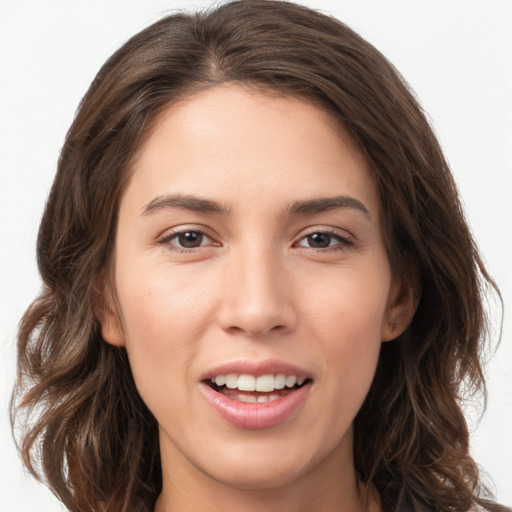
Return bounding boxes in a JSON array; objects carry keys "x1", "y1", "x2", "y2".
[
  {"x1": 142, "y1": 193, "x2": 230, "y2": 216},
  {"x1": 287, "y1": 195, "x2": 370, "y2": 217},
  {"x1": 142, "y1": 193, "x2": 370, "y2": 218}
]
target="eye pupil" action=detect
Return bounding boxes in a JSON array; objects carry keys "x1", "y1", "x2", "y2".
[
  {"x1": 308, "y1": 233, "x2": 331, "y2": 248},
  {"x1": 178, "y1": 232, "x2": 203, "y2": 248}
]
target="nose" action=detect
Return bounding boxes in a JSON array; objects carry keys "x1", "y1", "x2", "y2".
[{"x1": 217, "y1": 248, "x2": 298, "y2": 338}]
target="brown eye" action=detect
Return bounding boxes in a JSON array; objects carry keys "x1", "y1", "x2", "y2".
[
  {"x1": 160, "y1": 229, "x2": 216, "y2": 251},
  {"x1": 296, "y1": 230, "x2": 352, "y2": 250},
  {"x1": 306, "y1": 233, "x2": 332, "y2": 248},
  {"x1": 177, "y1": 231, "x2": 204, "y2": 248}
]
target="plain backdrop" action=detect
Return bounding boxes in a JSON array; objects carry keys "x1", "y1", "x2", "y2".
[{"x1": 1, "y1": 1, "x2": 511, "y2": 510}]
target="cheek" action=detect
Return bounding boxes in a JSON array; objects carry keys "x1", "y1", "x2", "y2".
[
  {"x1": 305, "y1": 262, "x2": 390, "y2": 342},
  {"x1": 302, "y1": 261, "x2": 390, "y2": 395},
  {"x1": 113, "y1": 259, "x2": 214, "y2": 398},
  {"x1": 116, "y1": 252, "x2": 212, "y2": 335}
]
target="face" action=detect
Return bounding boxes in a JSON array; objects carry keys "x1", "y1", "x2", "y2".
[{"x1": 102, "y1": 85, "x2": 413, "y2": 493}]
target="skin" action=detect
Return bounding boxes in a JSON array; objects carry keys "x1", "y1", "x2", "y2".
[{"x1": 101, "y1": 84, "x2": 416, "y2": 512}]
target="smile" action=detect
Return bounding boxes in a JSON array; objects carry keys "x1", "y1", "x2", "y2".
[
  {"x1": 208, "y1": 373, "x2": 309, "y2": 403},
  {"x1": 212, "y1": 373, "x2": 306, "y2": 392},
  {"x1": 200, "y1": 365, "x2": 313, "y2": 429}
]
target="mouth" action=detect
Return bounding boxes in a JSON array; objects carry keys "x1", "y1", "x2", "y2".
[
  {"x1": 200, "y1": 366, "x2": 313, "y2": 429},
  {"x1": 204, "y1": 373, "x2": 311, "y2": 404}
]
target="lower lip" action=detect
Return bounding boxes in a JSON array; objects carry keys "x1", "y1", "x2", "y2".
[{"x1": 200, "y1": 382, "x2": 311, "y2": 430}]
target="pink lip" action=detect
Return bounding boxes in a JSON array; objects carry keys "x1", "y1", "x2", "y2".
[
  {"x1": 199, "y1": 359, "x2": 313, "y2": 430},
  {"x1": 199, "y1": 381, "x2": 311, "y2": 430}
]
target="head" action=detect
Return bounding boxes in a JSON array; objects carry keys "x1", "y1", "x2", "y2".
[{"x1": 13, "y1": 1, "x2": 495, "y2": 511}]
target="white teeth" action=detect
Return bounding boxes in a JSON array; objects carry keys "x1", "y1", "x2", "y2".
[
  {"x1": 211, "y1": 372, "x2": 307, "y2": 392},
  {"x1": 225, "y1": 374, "x2": 238, "y2": 389},
  {"x1": 256, "y1": 374, "x2": 275, "y2": 392},
  {"x1": 274, "y1": 374, "x2": 286, "y2": 389},
  {"x1": 237, "y1": 374, "x2": 256, "y2": 391},
  {"x1": 238, "y1": 395, "x2": 258, "y2": 404},
  {"x1": 285, "y1": 375, "x2": 297, "y2": 388},
  {"x1": 215, "y1": 375, "x2": 226, "y2": 386}
]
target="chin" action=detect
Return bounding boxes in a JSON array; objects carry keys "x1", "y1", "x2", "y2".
[
  {"x1": 208, "y1": 460, "x2": 309, "y2": 491},
  {"x1": 196, "y1": 435, "x2": 335, "y2": 492}
]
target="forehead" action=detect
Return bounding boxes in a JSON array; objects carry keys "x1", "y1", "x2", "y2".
[{"x1": 123, "y1": 84, "x2": 380, "y2": 221}]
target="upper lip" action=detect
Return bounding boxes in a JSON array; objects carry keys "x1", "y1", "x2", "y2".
[{"x1": 200, "y1": 359, "x2": 312, "y2": 381}]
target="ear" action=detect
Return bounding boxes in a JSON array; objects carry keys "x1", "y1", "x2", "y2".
[
  {"x1": 381, "y1": 277, "x2": 419, "y2": 342},
  {"x1": 94, "y1": 275, "x2": 126, "y2": 347}
]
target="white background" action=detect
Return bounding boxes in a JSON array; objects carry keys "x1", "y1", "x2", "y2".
[{"x1": 1, "y1": 1, "x2": 511, "y2": 510}]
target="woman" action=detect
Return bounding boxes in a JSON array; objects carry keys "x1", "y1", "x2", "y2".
[{"x1": 10, "y1": 1, "x2": 509, "y2": 511}]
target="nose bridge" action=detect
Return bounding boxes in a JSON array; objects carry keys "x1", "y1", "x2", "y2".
[{"x1": 218, "y1": 241, "x2": 296, "y2": 337}]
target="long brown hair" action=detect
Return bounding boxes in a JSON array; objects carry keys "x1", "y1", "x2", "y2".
[{"x1": 11, "y1": 1, "x2": 503, "y2": 511}]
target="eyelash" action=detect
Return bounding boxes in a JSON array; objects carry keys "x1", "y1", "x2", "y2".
[
  {"x1": 158, "y1": 227, "x2": 353, "y2": 254},
  {"x1": 293, "y1": 229, "x2": 353, "y2": 252},
  {"x1": 158, "y1": 228, "x2": 218, "y2": 253}
]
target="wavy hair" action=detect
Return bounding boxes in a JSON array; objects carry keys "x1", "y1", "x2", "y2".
[{"x1": 11, "y1": 1, "x2": 503, "y2": 511}]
